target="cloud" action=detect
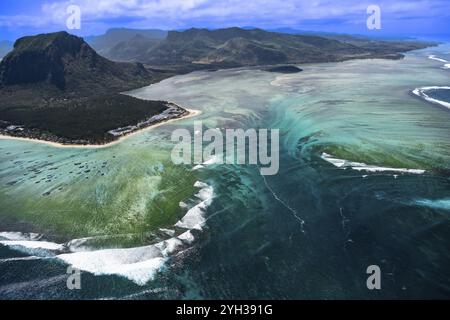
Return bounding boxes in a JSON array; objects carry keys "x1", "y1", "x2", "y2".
[
  {"x1": 39, "y1": 0, "x2": 450, "y2": 21},
  {"x1": 0, "y1": 0, "x2": 449, "y2": 35}
]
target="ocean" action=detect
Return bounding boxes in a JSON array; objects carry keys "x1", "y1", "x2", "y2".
[{"x1": 0, "y1": 43, "x2": 449, "y2": 299}]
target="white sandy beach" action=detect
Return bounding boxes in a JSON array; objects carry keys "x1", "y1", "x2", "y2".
[{"x1": 0, "y1": 108, "x2": 201, "y2": 149}]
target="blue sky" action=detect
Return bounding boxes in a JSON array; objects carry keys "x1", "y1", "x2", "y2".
[{"x1": 1, "y1": 0, "x2": 449, "y2": 41}]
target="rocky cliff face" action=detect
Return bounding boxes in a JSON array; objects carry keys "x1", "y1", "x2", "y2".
[
  {"x1": 0, "y1": 32, "x2": 172, "y2": 144},
  {"x1": 0, "y1": 31, "x2": 153, "y2": 94}
]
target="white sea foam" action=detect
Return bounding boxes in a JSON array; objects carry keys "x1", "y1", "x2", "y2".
[
  {"x1": 427, "y1": 55, "x2": 450, "y2": 70},
  {"x1": 412, "y1": 86, "x2": 450, "y2": 110},
  {"x1": 156, "y1": 238, "x2": 183, "y2": 256},
  {"x1": 57, "y1": 227, "x2": 199, "y2": 286},
  {"x1": 350, "y1": 166, "x2": 425, "y2": 174},
  {"x1": 57, "y1": 244, "x2": 167, "y2": 285},
  {"x1": 159, "y1": 228, "x2": 176, "y2": 237},
  {"x1": 175, "y1": 182, "x2": 214, "y2": 230},
  {"x1": 192, "y1": 157, "x2": 219, "y2": 173},
  {"x1": 321, "y1": 153, "x2": 425, "y2": 175},
  {"x1": 202, "y1": 154, "x2": 223, "y2": 165},
  {"x1": 179, "y1": 201, "x2": 188, "y2": 209},
  {"x1": 1, "y1": 231, "x2": 189, "y2": 286},
  {"x1": 0, "y1": 233, "x2": 66, "y2": 258},
  {"x1": 0, "y1": 230, "x2": 192, "y2": 285},
  {"x1": 66, "y1": 236, "x2": 108, "y2": 252},
  {"x1": 194, "y1": 181, "x2": 209, "y2": 189},
  {"x1": 0, "y1": 235, "x2": 180, "y2": 285},
  {"x1": 67, "y1": 234, "x2": 149, "y2": 252},
  {"x1": 175, "y1": 200, "x2": 209, "y2": 230},
  {"x1": 413, "y1": 198, "x2": 450, "y2": 210},
  {"x1": 173, "y1": 74, "x2": 209, "y2": 85},
  {"x1": 270, "y1": 75, "x2": 289, "y2": 87},
  {"x1": 0, "y1": 256, "x2": 42, "y2": 263},
  {"x1": 428, "y1": 55, "x2": 448, "y2": 63}
]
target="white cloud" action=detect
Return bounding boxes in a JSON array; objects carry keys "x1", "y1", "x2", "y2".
[{"x1": 0, "y1": 0, "x2": 449, "y2": 33}]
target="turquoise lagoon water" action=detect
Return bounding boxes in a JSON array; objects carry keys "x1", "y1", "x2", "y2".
[{"x1": 0, "y1": 44, "x2": 449, "y2": 299}]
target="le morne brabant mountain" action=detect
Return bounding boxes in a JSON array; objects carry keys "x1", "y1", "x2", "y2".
[
  {"x1": 85, "y1": 28, "x2": 168, "y2": 59},
  {"x1": 97, "y1": 27, "x2": 433, "y2": 71},
  {"x1": 0, "y1": 31, "x2": 181, "y2": 144},
  {"x1": 0, "y1": 28, "x2": 434, "y2": 145}
]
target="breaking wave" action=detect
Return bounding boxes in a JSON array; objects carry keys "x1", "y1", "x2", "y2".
[
  {"x1": 321, "y1": 152, "x2": 425, "y2": 175},
  {"x1": 0, "y1": 181, "x2": 214, "y2": 286},
  {"x1": 412, "y1": 86, "x2": 450, "y2": 110}
]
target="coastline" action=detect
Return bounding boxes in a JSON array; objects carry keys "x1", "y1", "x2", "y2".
[
  {"x1": 0, "y1": 47, "x2": 436, "y2": 151},
  {"x1": 0, "y1": 107, "x2": 201, "y2": 149}
]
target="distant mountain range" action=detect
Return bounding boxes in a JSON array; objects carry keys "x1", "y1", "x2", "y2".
[
  {"x1": 95, "y1": 27, "x2": 434, "y2": 72},
  {"x1": 85, "y1": 28, "x2": 167, "y2": 59}
]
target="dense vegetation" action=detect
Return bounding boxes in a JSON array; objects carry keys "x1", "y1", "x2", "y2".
[{"x1": 0, "y1": 94, "x2": 169, "y2": 144}]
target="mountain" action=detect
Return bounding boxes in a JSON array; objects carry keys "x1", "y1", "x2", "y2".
[
  {"x1": 0, "y1": 31, "x2": 154, "y2": 93},
  {"x1": 0, "y1": 40, "x2": 13, "y2": 59},
  {"x1": 86, "y1": 28, "x2": 167, "y2": 58},
  {"x1": 106, "y1": 27, "x2": 434, "y2": 69},
  {"x1": 105, "y1": 34, "x2": 161, "y2": 62},
  {"x1": 0, "y1": 32, "x2": 177, "y2": 144}
]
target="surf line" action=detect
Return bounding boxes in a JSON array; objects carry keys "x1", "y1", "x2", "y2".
[{"x1": 261, "y1": 173, "x2": 306, "y2": 232}]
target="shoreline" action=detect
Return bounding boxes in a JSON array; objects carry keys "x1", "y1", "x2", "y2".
[
  {"x1": 0, "y1": 107, "x2": 201, "y2": 149},
  {"x1": 0, "y1": 47, "x2": 435, "y2": 150}
]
